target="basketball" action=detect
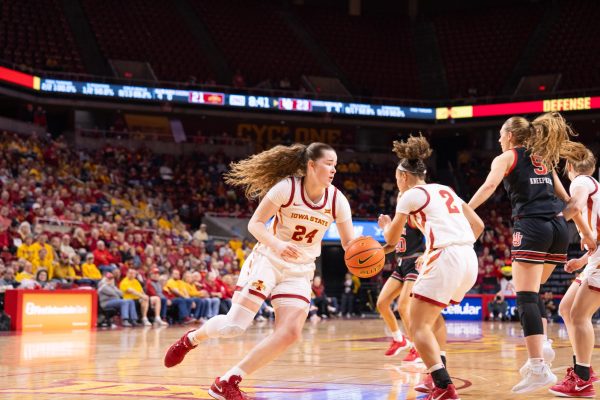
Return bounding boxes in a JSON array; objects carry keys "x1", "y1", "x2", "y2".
[{"x1": 344, "y1": 236, "x2": 385, "y2": 278}]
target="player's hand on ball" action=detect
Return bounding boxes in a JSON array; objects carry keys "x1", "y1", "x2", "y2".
[{"x1": 378, "y1": 214, "x2": 391, "y2": 229}]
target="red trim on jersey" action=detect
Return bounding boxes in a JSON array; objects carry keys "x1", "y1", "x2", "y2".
[
  {"x1": 300, "y1": 177, "x2": 328, "y2": 210},
  {"x1": 587, "y1": 176, "x2": 599, "y2": 196},
  {"x1": 428, "y1": 229, "x2": 435, "y2": 250},
  {"x1": 248, "y1": 289, "x2": 267, "y2": 300},
  {"x1": 411, "y1": 293, "x2": 447, "y2": 308},
  {"x1": 505, "y1": 148, "x2": 518, "y2": 176},
  {"x1": 449, "y1": 300, "x2": 460, "y2": 305},
  {"x1": 588, "y1": 285, "x2": 600, "y2": 293},
  {"x1": 332, "y1": 187, "x2": 338, "y2": 219},
  {"x1": 426, "y1": 250, "x2": 442, "y2": 265},
  {"x1": 409, "y1": 186, "x2": 430, "y2": 215},
  {"x1": 271, "y1": 293, "x2": 310, "y2": 304},
  {"x1": 281, "y1": 177, "x2": 295, "y2": 208},
  {"x1": 234, "y1": 285, "x2": 243, "y2": 292}
]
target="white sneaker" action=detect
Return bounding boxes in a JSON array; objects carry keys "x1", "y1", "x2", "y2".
[
  {"x1": 543, "y1": 339, "x2": 555, "y2": 364},
  {"x1": 141, "y1": 318, "x2": 152, "y2": 327},
  {"x1": 154, "y1": 318, "x2": 168, "y2": 326},
  {"x1": 519, "y1": 360, "x2": 531, "y2": 377},
  {"x1": 512, "y1": 362, "x2": 557, "y2": 393}
]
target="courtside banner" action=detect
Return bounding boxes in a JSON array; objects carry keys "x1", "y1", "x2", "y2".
[
  {"x1": 441, "y1": 296, "x2": 483, "y2": 321},
  {"x1": 4, "y1": 289, "x2": 97, "y2": 331}
]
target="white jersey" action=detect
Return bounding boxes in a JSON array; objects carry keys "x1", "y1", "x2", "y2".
[
  {"x1": 570, "y1": 175, "x2": 600, "y2": 264},
  {"x1": 254, "y1": 176, "x2": 352, "y2": 265},
  {"x1": 396, "y1": 183, "x2": 475, "y2": 251}
]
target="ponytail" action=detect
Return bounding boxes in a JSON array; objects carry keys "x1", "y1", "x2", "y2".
[
  {"x1": 529, "y1": 112, "x2": 577, "y2": 170},
  {"x1": 561, "y1": 142, "x2": 596, "y2": 174},
  {"x1": 224, "y1": 142, "x2": 333, "y2": 199}
]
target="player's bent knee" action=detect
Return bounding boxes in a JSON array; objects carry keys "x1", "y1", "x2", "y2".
[{"x1": 516, "y1": 291, "x2": 543, "y2": 336}]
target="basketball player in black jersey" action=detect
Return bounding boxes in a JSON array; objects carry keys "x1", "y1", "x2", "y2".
[
  {"x1": 469, "y1": 112, "x2": 596, "y2": 394},
  {"x1": 377, "y1": 215, "x2": 425, "y2": 360}
]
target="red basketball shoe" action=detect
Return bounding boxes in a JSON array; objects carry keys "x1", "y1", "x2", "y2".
[
  {"x1": 164, "y1": 329, "x2": 197, "y2": 368},
  {"x1": 415, "y1": 373, "x2": 434, "y2": 393},
  {"x1": 403, "y1": 347, "x2": 423, "y2": 364},
  {"x1": 426, "y1": 384, "x2": 460, "y2": 400},
  {"x1": 591, "y1": 366, "x2": 598, "y2": 384},
  {"x1": 208, "y1": 376, "x2": 249, "y2": 400},
  {"x1": 549, "y1": 368, "x2": 595, "y2": 398},
  {"x1": 384, "y1": 336, "x2": 411, "y2": 357}
]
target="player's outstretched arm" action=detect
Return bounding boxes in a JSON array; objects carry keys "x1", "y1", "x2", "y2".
[{"x1": 468, "y1": 151, "x2": 513, "y2": 210}]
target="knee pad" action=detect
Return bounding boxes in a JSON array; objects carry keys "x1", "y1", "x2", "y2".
[
  {"x1": 516, "y1": 291, "x2": 543, "y2": 336},
  {"x1": 203, "y1": 304, "x2": 256, "y2": 339},
  {"x1": 537, "y1": 293, "x2": 546, "y2": 319}
]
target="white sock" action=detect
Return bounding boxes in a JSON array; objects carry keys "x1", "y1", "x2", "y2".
[
  {"x1": 221, "y1": 366, "x2": 246, "y2": 382},
  {"x1": 529, "y1": 357, "x2": 544, "y2": 366},
  {"x1": 576, "y1": 362, "x2": 591, "y2": 368},
  {"x1": 187, "y1": 329, "x2": 201, "y2": 345},
  {"x1": 392, "y1": 330, "x2": 404, "y2": 341},
  {"x1": 427, "y1": 363, "x2": 445, "y2": 373}
]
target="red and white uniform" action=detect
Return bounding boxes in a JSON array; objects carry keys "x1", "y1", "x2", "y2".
[
  {"x1": 396, "y1": 184, "x2": 477, "y2": 307},
  {"x1": 571, "y1": 175, "x2": 600, "y2": 289},
  {"x1": 236, "y1": 177, "x2": 352, "y2": 309}
]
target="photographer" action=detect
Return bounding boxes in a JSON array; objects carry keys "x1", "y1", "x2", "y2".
[{"x1": 488, "y1": 293, "x2": 509, "y2": 321}]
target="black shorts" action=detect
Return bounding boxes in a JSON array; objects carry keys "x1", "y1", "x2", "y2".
[
  {"x1": 511, "y1": 216, "x2": 568, "y2": 265},
  {"x1": 391, "y1": 256, "x2": 419, "y2": 282}
]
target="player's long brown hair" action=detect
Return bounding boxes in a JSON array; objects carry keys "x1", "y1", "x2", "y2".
[
  {"x1": 503, "y1": 112, "x2": 577, "y2": 170},
  {"x1": 392, "y1": 134, "x2": 432, "y2": 179},
  {"x1": 224, "y1": 142, "x2": 334, "y2": 200},
  {"x1": 561, "y1": 141, "x2": 596, "y2": 174}
]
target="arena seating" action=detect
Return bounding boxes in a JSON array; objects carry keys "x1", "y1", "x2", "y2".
[
  {"x1": 80, "y1": 0, "x2": 214, "y2": 82},
  {"x1": 0, "y1": 0, "x2": 84, "y2": 73}
]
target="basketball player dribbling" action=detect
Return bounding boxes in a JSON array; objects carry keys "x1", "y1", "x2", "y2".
[
  {"x1": 379, "y1": 135, "x2": 484, "y2": 400},
  {"x1": 468, "y1": 112, "x2": 597, "y2": 393},
  {"x1": 549, "y1": 143, "x2": 600, "y2": 398},
  {"x1": 377, "y1": 210, "x2": 425, "y2": 362},
  {"x1": 164, "y1": 142, "x2": 355, "y2": 400}
]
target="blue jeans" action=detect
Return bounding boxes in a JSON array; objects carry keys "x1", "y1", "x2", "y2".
[
  {"x1": 171, "y1": 297, "x2": 190, "y2": 322},
  {"x1": 103, "y1": 299, "x2": 137, "y2": 321},
  {"x1": 188, "y1": 298, "x2": 208, "y2": 319},
  {"x1": 206, "y1": 297, "x2": 221, "y2": 319}
]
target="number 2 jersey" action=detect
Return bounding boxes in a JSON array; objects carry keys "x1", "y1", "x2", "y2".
[
  {"x1": 254, "y1": 176, "x2": 352, "y2": 266},
  {"x1": 396, "y1": 183, "x2": 475, "y2": 251}
]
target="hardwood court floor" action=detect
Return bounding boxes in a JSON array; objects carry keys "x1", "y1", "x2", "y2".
[{"x1": 0, "y1": 319, "x2": 598, "y2": 399}]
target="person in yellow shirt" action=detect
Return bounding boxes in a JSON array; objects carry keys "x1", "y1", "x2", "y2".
[
  {"x1": 158, "y1": 214, "x2": 172, "y2": 230},
  {"x1": 228, "y1": 236, "x2": 243, "y2": 252},
  {"x1": 182, "y1": 271, "x2": 209, "y2": 321},
  {"x1": 32, "y1": 247, "x2": 54, "y2": 276},
  {"x1": 16, "y1": 236, "x2": 36, "y2": 262},
  {"x1": 52, "y1": 259, "x2": 77, "y2": 283},
  {"x1": 29, "y1": 234, "x2": 54, "y2": 266},
  {"x1": 15, "y1": 260, "x2": 34, "y2": 283},
  {"x1": 120, "y1": 268, "x2": 164, "y2": 326},
  {"x1": 82, "y1": 254, "x2": 102, "y2": 280},
  {"x1": 164, "y1": 269, "x2": 194, "y2": 324}
]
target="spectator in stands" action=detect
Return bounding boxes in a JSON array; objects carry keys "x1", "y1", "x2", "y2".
[
  {"x1": 60, "y1": 235, "x2": 76, "y2": 260},
  {"x1": 16, "y1": 235, "x2": 35, "y2": 262},
  {"x1": 311, "y1": 276, "x2": 338, "y2": 318},
  {"x1": 164, "y1": 269, "x2": 194, "y2": 324},
  {"x1": 120, "y1": 267, "x2": 166, "y2": 327},
  {"x1": 182, "y1": 271, "x2": 209, "y2": 321},
  {"x1": 93, "y1": 240, "x2": 117, "y2": 273},
  {"x1": 52, "y1": 255, "x2": 77, "y2": 285},
  {"x1": 0, "y1": 267, "x2": 17, "y2": 290},
  {"x1": 35, "y1": 269, "x2": 52, "y2": 289},
  {"x1": 15, "y1": 260, "x2": 34, "y2": 283},
  {"x1": 81, "y1": 253, "x2": 102, "y2": 284},
  {"x1": 193, "y1": 224, "x2": 209, "y2": 242},
  {"x1": 145, "y1": 267, "x2": 170, "y2": 326},
  {"x1": 98, "y1": 272, "x2": 138, "y2": 327},
  {"x1": 339, "y1": 273, "x2": 356, "y2": 317},
  {"x1": 200, "y1": 270, "x2": 225, "y2": 317}
]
